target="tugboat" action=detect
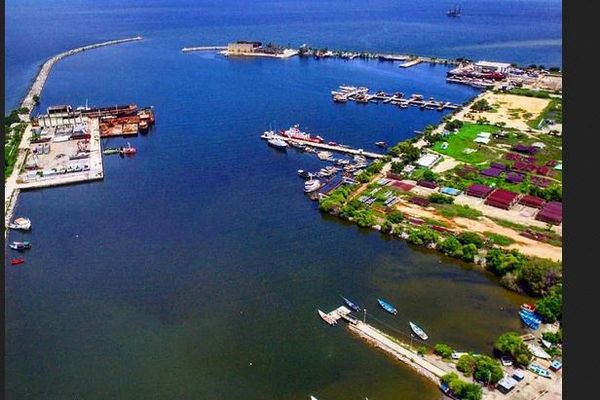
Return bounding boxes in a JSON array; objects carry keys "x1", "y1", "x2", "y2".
[
  {"x1": 8, "y1": 217, "x2": 31, "y2": 230},
  {"x1": 9, "y1": 241, "x2": 32, "y2": 251},
  {"x1": 120, "y1": 142, "x2": 137, "y2": 155}
]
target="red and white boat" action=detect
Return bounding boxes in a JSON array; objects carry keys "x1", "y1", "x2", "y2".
[
  {"x1": 121, "y1": 142, "x2": 137, "y2": 155},
  {"x1": 11, "y1": 258, "x2": 25, "y2": 265},
  {"x1": 280, "y1": 124, "x2": 324, "y2": 144},
  {"x1": 521, "y1": 303, "x2": 537, "y2": 312}
]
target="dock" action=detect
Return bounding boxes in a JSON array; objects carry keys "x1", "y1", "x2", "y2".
[
  {"x1": 181, "y1": 46, "x2": 227, "y2": 52},
  {"x1": 332, "y1": 86, "x2": 461, "y2": 111},
  {"x1": 270, "y1": 134, "x2": 385, "y2": 159}
]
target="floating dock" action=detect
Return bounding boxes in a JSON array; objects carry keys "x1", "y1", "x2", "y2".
[{"x1": 331, "y1": 86, "x2": 461, "y2": 111}]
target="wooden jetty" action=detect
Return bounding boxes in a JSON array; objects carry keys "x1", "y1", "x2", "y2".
[{"x1": 331, "y1": 86, "x2": 461, "y2": 111}]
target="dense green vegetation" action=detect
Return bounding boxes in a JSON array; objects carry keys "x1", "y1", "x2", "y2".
[
  {"x1": 318, "y1": 185, "x2": 356, "y2": 214},
  {"x1": 444, "y1": 119, "x2": 464, "y2": 132},
  {"x1": 535, "y1": 283, "x2": 562, "y2": 322},
  {"x1": 441, "y1": 373, "x2": 482, "y2": 400},
  {"x1": 407, "y1": 227, "x2": 439, "y2": 246},
  {"x1": 507, "y1": 88, "x2": 553, "y2": 98},
  {"x1": 429, "y1": 193, "x2": 454, "y2": 204},
  {"x1": 457, "y1": 354, "x2": 477, "y2": 376},
  {"x1": 386, "y1": 210, "x2": 404, "y2": 224},
  {"x1": 542, "y1": 329, "x2": 562, "y2": 345},
  {"x1": 471, "y1": 99, "x2": 494, "y2": 112},
  {"x1": 4, "y1": 109, "x2": 28, "y2": 179},
  {"x1": 433, "y1": 204, "x2": 482, "y2": 220},
  {"x1": 483, "y1": 231, "x2": 515, "y2": 246},
  {"x1": 494, "y1": 332, "x2": 533, "y2": 366},
  {"x1": 473, "y1": 356, "x2": 504, "y2": 384},
  {"x1": 434, "y1": 343, "x2": 454, "y2": 359}
]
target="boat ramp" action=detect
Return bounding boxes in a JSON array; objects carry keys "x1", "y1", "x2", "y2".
[{"x1": 331, "y1": 86, "x2": 461, "y2": 111}]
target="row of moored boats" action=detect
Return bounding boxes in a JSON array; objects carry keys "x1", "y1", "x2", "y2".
[
  {"x1": 7, "y1": 217, "x2": 33, "y2": 265},
  {"x1": 318, "y1": 296, "x2": 429, "y2": 341}
]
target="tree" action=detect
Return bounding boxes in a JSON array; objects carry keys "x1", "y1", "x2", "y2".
[
  {"x1": 422, "y1": 169, "x2": 437, "y2": 182},
  {"x1": 438, "y1": 237, "x2": 462, "y2": 256},
  {"x1": 535, "y1": 284, "x2": 562, "y2": 322},
  {"x1": 542, "y1": 329, "x2": 562, "y2": 345},
  {"x1": 441, "y1": 373, "x2": 482, "y2": 400},
  {"x1": 473, "y1": 356, "x2": 503, "y2": 384},
  {"x1": 386, "y1": 211, "x2": 404, "y2": 224},
  {"x1": 390, "y1": 161, "x2": 405, "y2": 174},
  {"x1": 457, "y1": 232, "x2": 484, "y2": 248},
  {"x1": 471, "y1": 99, "x2": 493, "y2": 112},
  {"x1": 444, "y1": 119, "x2": 464, "y2": 131},
  {"x1": 381, "y1": 220, "x2": 393, "y2": 234},
  {"x1": 434, "y1": 343, "x2": 454, "y2": 359},
  {"x1": 518, "y1": 258, "x2": 562, "y2": 296},
  {"x1": 486, "y1": 248, "x2": 526, "y2": 276},
  {"x1": 494, "y1": 332, "x2": 532, "y2": 366},
  {"x1": 457, "y1": 354, "x2": 477, "y2": 376}
]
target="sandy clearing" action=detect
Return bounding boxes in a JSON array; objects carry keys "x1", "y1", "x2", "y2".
[{"x1": 468, "y1": 92, "x2": 550, "y2": 130}]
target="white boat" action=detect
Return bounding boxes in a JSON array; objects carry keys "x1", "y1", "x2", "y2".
[
  {"x1": 304, "y1": 179, "x2": 321, "y2": 193},
  {"x1": 318, "y1": 310, "x2": 336, "y2": 326},
  {"x1": 317, "y1": 151, "x2": 333, "y2": 161},
  {"x1": 260, "y1": 130, "x2": 275, "y2": 140},
  {"x1": 8, "y1": 217, "x2": 31, "y2": 230},
  {"x1": 528, "y1": 344, "x2": 552, "y2": 359},
  {"x1": 267, "y1": 137, "x2": 288, "y2": 150},
  {"x1": 409, "y1": 321, "x2": 429, "y2": 340}
]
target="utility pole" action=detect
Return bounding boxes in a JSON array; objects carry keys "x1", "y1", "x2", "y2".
[{"x1": 363, "y1": 308, "x2": 367, "y2": 323}]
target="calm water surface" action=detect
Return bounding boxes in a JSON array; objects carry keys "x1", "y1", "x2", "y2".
[{"x1": 5, "y1": 1, "x2": 556, "y2": 399}]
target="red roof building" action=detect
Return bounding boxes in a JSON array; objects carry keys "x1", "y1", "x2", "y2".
[
  {"x1": 485, "y1": 189, "x2": 521, "y2": 210},
  {"x1": 465, "y1": 184, "x2": 493, "y2": 198},
  {"x1": 536, "y1": 201, "x2": 563, "y2": 225},
  {"x1": 519, "y1": 195, "x2": 546, "y2": 209}
]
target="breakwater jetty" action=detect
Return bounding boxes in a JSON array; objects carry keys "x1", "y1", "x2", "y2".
[
  {"x1": 181, "y1": 46, "x2": 227, "y2": 52},
  {"x1": 20, "y1": 36, "x2": 143, "y2": 112},
  {"x1": 5, "y1": 36, "x2": 144, "y2": 233}
]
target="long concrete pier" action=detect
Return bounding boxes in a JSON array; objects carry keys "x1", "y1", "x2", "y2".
[
  {"x1": 270, "y1": 134, "x2": 385, "y2": 159},
  {"x1": 181, "y1": 46, "x2": 227, "y2": 52},
  {"x1": 5, "y1": 36, "x2": 143, "y2": 233}
]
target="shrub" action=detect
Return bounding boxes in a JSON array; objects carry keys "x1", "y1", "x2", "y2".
[
  {"x1": 390, "y1": 161, "x2": 405, "y2": 174},
  {"x1": 444, "y1": 119, "x2": 464, "y2": 131},
  {"x1": 542, "y1": 329, "x2": 562, "y2": 345},
  {"x1": 429, "y1": 193, "x2": 454, "y2": 204},
  {"x1": 417, "y1": 346, "x2": 428, "y2": 356},
  {"x1": 438, "y1": 237, "x2": 462, "y2": 256},
  {"x1": 457, "y1": 232, "x2": 484, "y2": 248},
  {"x1": 407, "y1": 227, "x2": 439, "y2": 246},
  {"x1": 381, "y1": 220, "x2": 393, "y2": 234},
  {"x1": 457, "y1": 354, "x2": 477, "y2": 376},
  {"x1": 486, "y1": 248, "x2": 527, "y2": 276},
  {"x1": 434, "y1": 343, "x2": 454, "y2": 359},
  {"x1": 386, "y1": 211, "x2": 404, "y2": 224},
  {"x1": 354, "y1": 210, "x2": 377, "y2": 228},
  {"x1": 422, "y1": 169, "x2": 437, "y2": 182},
  {"x1": 460, "y1": 243, "x2": 479, "y2": 262}
]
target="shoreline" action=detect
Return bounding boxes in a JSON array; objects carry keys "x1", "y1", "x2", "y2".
[{"x1": 4, "y1": 36, "x2": 143, "y2": 235}]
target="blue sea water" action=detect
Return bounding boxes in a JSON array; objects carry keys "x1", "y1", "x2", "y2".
[{"x1": 5, "y1": 1, "x2": 559, "y2": 399}]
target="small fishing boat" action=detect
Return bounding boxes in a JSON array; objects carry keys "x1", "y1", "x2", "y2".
[
  {"x1": 9, "y1": 241, "x2": 32, "y2": 251},
  {"x1": 528, "y1": 363, "x2": 552, "y2": 379},
  {"x1": 439, "y1": 383, "x2": 460, "y2": 400},
  {"x1": 120, "y1": 142, "x2": 137, "y2": 155},
  {"x1": 341, "y1": 296, "x2": 361, "y2": 312},
  {"x1": 528, "y1": 344, "x2": 552, "y2": 359},
  {"x1": 375, "y1": 141, "x2": 387, "y2": 148},
  {"x1": 8, "y1": 217, "x2": 31, "y2": 230},
  {"x1": 318, "y1": 309, "x2": 336, "y2": 326},
  {"x1": 316, "y1": 151, "x2": 333, "y2": 161},
  {"x1": 409, "y1": 321, "x2": 429, "y2": 340},
  {"x1": 260, "y1": 130, "x2": 275, "y2": 140},
  {"x1": 327, "y1": 141, "x2": 337, "y2": 146},
  {"x1": 519, "y1": 310, "x2": 541, "y2": 330},
  {"x1": 267, "y1": 137, "x2": 288, "y2": 150},
  {"x1": 304, "y1": 179, "x2": 321, "y2": 193},
  {"x1": 377, "y1": 299, "x2": 397, "y2": 315},
  {"x1": 11, "y1": 258, "x2": 25, "y2": 265},
  {"x1": 103, "y1": 147, "x2": 120, "y2": 155},
  {"x1": 541, "y1": 339, "x2": 552, "y2": 349}
]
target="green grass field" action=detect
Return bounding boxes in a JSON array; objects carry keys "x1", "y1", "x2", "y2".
[{"x1": 432, "y1": 123, "x2": 500, "y2": 165}]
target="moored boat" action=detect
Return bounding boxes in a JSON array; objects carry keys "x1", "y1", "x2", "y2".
[
  {"x1": 521, "y1": 303, "x2": 536, "y2": 312},
  {"x1": 519, "y1": 310, "x2": 541, "y2": 330},
  {"x1": 318, "y1": 309, "x2": 336, "y2": 326},
  {"x1": 11, "y1": 258, "x2": 25, "y2": 265},
  {"x1": 528, "y1": 363, "x2": 552, "y2": 378},
  {"x1": 375, "y1": 141, "x2": 387, "y2": 148},
  {"x1": 267, "y1": 137, "x2": 288, "y2": 150},
  {"x1": 304, "y1": 179, "x2": 321, "y2": 193},
  {"x1": 120, "y1": 142, "x2": 137, "y2": 155},
  {"x1": 298, "y1": 170, "x2": 312, "y2": 179},
  {"x1": 8, "y1": 217, "x2": 31, "y2": 230},
  {"x1": 377, "y1": 299, "x2": 397, "y2": 315},
  {"x1": 103, "y1": 147, "x2": 120, "y2": 155},
  {"x1": 409, "y1": 321, "x2": 429, "y2": 340},
  {"x1": 9, "y1": 241, "x2": 32, "y2": 251},
  {"x1": 341, "y1": 296, "x2": 361, "y2": 312}
]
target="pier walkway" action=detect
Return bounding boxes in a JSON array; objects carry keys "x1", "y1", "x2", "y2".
[
  {"x1": 181, "y1": 46, "x2": 227, "y2": 52},
  {"x1": 271, "y1": 134, "x2": 385, "y2": 159},
  {"x1": 331, "y1": 86, "x2": 461, "y2": 111},
  {"x1": 348, "y1": 321, "x2": 449, "y2": 381}
]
